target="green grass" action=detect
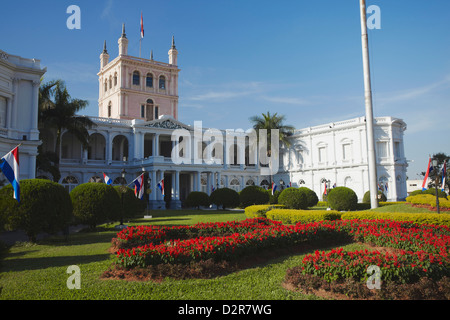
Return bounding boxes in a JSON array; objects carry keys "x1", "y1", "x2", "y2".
[
  {"x1": 365, "y1": 203, "x2": 436, "y2": 214},
  {"x1": 0, "y1": 205, "x2": 435, "y2": 300}
]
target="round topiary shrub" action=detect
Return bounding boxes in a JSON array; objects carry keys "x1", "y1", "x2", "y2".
[
  {"x1": 327, "y1": 186, "x2": 358, "y2": 211},
  {"x1": 298, "y1": 187, "x2": 319, "y2": 207},
  {"x1": 268, "y1": 189, "x2": 281, "y2": 204},
  {"x1": 114, "y1": 186, "x2": 147, "y2": 219},
  {"x1": 185, "y1": 191, "x2": 210, "y2": 209},
  {"x1": 278, "y1": 188, "x2": 308, "y2": 210},
  {"x1": 0, "y1": 179, "x2": 73, "y2": 242},
  {"x1": 363, "y1": 190, "x2": 387, "y2": 203},
  {"x1": 239, "y1": 185, "x2": 270, "y2": 208},
  {"x1": 209, "y1": 187, "x2": 240, "y2": 210},
  {"x1": 70, "y1": 183, "x2": 121, "y2": 228}
]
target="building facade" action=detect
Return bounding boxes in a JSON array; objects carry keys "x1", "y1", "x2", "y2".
[
  {"x1": 35, "y1": 26, "x2": 408, "y2": 208},
  {"x1": 0, "y1": 49, "x2": 46, "y2": 180}
]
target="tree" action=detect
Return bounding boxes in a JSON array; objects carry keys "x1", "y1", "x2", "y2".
[
  {"x1": 38, "y1": 80, "x2": 95, "y2": 172},
  {"x1": 420, "y1": 153, "x2": 449, "y2": 192}
]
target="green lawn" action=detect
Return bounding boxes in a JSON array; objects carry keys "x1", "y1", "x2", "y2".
[{"x1": 0, "y1": 203, "x2": 435, "y2": 300}]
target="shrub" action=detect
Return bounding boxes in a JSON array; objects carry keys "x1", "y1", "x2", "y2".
[
  {"x1": 406, "y1": 194, "x2": 450, "y2": 209},
  {"x1": 185, "y1": 191, "x2": 210, "y2": 209},
  {"x1": 341, "y1": 211, "x2": 450, "y2": 227},
  {"x1": 244, "y1": 204, "x2": 284, "y2": 218},
  {"x1": 70, "y1": 183, "x2": 121, "y2": 228},
  {"x1": 298, "y1": 187, "x2": 319, "y2": 207},
  {"x1": 410, "y1": 188, "x2": 448, "y2": 199},
  {"x1": 114, "y1": 186, "x2": 147, "y2": 218},
  {"x1": 363, "y1": 190, "x2": 387, "y2": 203},
  {"x1": 267, "y1": 189, "x2": 281, "y2": 204},
  {"x1": 266, "y1": 209, "x2": 342, "y2": 224},
  {"x1": 278, "y1": 188, "x2": 308, "y2": 210},
  {"x1": 327, "y1": 187, "x2": 358, "y2": 211},
  {"x1": 239, "y1": 185, "x2": 270, "y2": 208},
  {"x1": 209, "y1": 188, "x2": 240, "y2": 210},
  {"x1": 0, "y1": 179, "x2": 73, "y2": 242}
]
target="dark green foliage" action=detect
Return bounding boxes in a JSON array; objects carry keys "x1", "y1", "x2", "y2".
[
  {"x1": 363, "y1": 190, "x2": 387, "y2": 203},
  {"x1": 185, "y1": 191, "x2": 210, "y2": 209},
  {"x1": 70, "y1": 183, "x2": 121, "y2": 228},
  {"x1": 278, "y1": 188, "x2": 308, "y2": 210},
  {"x1": 239, "y1": 186, "x2": 270, "y2": 208},
  {"x1": 327, "y1": 186, "x2": 358, "y2": 211},
  {"x1": 209, "y1": 188, "x2": 240, "y2": 210},
  {"x1": 113, "y1": 186, "x2": 147, "y2": 218},
  {"x1": 268, "y1": 189, "x2": 281, "y2": 204},
  {"x1": 298, "y1": 187, "x2": 319, "y2": 207},
  {"x1": 0, "y1": 179, "x2": 73, "y2": 242}
]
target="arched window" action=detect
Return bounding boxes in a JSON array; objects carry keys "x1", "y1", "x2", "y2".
[
  {"x1": 109, "y1": 76, "x2": 112, "y2": 89},
  {"x1": 230, "y1": 178, "x2": 240, "y2": 192},
  {"x1": 62, "y1": 175, "x2": 79, "y2": 192},
  {"x1": 108, "y1": 102, "x2": 112, "y2": 117},
  {"x1": 159, "y1": 75, "x2": 166, "y2": 90},
  {"x1": 89, "y1": 176, "x2": 103, "y2": 183},
  {"x1": 133, "y1": 71, "x2": 140, "y2": 86},
  {"x1": 146, "y1": 73, "x2": 153, "y2": 88},
  {"x1": 104, "y1": 81, "x2": 108, "y2": 92},
  {"x1": 145, "y1": 99, "x2": 154, "y2": 121},
  {"x1": 114, "y1": 73, "x2": 118, "y2": 86}
]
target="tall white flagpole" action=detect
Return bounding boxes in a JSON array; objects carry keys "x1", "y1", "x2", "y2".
[{"x1": 360, "y1": 0, "x2": 379, "y2": 208}]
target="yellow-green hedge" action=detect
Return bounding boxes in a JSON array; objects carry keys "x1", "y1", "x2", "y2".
[
  {"x1": 266, "y1": 209, "x2": 342, "y2": 224},
  {"x1": 341, "y1": 211, "x2": 450, "y2": 227},
  {"x1": 244, "y1": 204, "x2": 284, "y2": 218},
  {"x1": 406, "y1": 194, "x2": 450, "y2": 208}
]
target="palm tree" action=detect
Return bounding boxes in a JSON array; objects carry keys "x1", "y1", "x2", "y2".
[
  {"x1": 39, "y1": 80, "x2": 95, "y2": 172},
  {"x1": 249, "y1": 111, "x2": 295, "y2": 154}
]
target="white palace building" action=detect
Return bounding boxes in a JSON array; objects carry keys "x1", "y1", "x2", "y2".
[{"x1": 1, "y1": 26, "x2": 408, "y2": 209}]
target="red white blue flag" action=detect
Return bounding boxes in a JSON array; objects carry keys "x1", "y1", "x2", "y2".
[
  {"x1": 103, "y1": 172, "x2": 112, "y2": 185},
  {"x1": 442, "y1": 160, "x2": 447, "y2": 192},
  {"x1": 133, "y1": 173, "x2": 145, "y2": 200},
  {"x1": 323, "y1": 182, "x2": 327, "y2": 195},
  {"x1": 140, "y1": 12, "x2": 144, "y2": 39},
  {"x1": 422, "y1": 157, "x2": 432, "y2": 191},
  {"x1": 271, "y1": 182, "x2": 277, "y2": 195},
  {"x1": 157, "y1": 179, "x2": 164, "y2": 196},
  {"x1": 0, "y1": 145, "x2": 20, "y2": 202}
]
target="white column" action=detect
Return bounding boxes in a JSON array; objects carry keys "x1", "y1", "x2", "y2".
[{"x1": 151, "y1": 170, "x2": 157, "y2": 201}]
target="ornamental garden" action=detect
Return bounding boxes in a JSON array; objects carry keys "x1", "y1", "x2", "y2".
[{"x1": 0, "y1": 180, "x2": 449, "y2": 300}]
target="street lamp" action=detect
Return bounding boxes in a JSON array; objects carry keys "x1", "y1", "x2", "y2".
[
  {"x1": 279, "y1": 179, "x2": 285, "y2": 190},
  {"x1": 432, "y1": 158, "x2": 441, "y2": 214},
  {"x1": 119, "y1": 168, "x2": 127, "y2": 227}
]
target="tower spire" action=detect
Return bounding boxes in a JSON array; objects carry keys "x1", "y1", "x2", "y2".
[
  {"x1": 171, "y1": 35, "x2": 176, "y2": 49},
  {"x1": 102, "y1": 40, "x2": 108, "y2": 54},
  {"x1": 150, "y1": 50, "x2": 153, "y2": 60},
  {"x1": 121, "y1": 23, "x2": 127, "y2": 38}
]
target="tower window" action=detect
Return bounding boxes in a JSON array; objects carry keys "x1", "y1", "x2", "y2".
[
  {"x1": 159, "y1": 76, "x2": 166, "y2": 90},
  {"x1": 141, "y1": 105, "x2": 145, "y2": 118},
  {"x1": 133, "y1": 71, "x2": 140, "y2": 86},
  {"x1": 146, "y1": 74, "x2": 153, "y2": 87},
  {"x1": 154, "y1": 106, "x2": 159, "y2": 119},
  {"x1": 114, "y1": 73, "x2": 118, "y2": 86},
  {"x1": 108, "y1": 102, "x2": 112, "y2": 117}
]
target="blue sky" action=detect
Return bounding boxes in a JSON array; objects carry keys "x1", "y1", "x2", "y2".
[{"x1": 1, "y1": 0, "x2": 449, "y2": 177}]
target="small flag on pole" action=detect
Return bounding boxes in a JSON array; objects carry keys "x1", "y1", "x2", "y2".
[
  {"x1": 271, "y1": 182, "x2": 277, "y2": 195},
  {"x1": 132, "y1": 173, "x2": 145, "y2": 200},
  {"x1": 103, "y1": 172, "x2": 112, "y2": 185},
  {"x1": 157, "y1": 179, "x2": 165, "y2": 196},
  {"x1": 0, "y1": 145, "x2": 20, "y2": 202},
  {"x1": 422, "y1": 157, "x2": 432, "y2": 191},
  {"x1": 442, "y1": 160, "x2": 447, "y2": 192},
  {"x1": 323, "y1": 182, "x2": 327, "y2": 195},
  {"x1": 140, "y1": 12, "x2": 144, "y2": 39}
]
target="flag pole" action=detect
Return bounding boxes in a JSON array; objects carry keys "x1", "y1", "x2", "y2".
[{"x1": 360, "y1": 0, "x2": 378, "y2": 208}]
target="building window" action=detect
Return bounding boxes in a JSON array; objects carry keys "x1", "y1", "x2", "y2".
[
  {"x1": 159, "y1": 76, "x2": 166, "y2": 90},
  {"x1": 104, "y1": 81, "x2": 108, "y2": 92},
  {"x1": 377, "y1": 141, "x2": 388, "y2": 158},
  {"x1": 394, "y1": 141, "x2": 401, "y2": 159},
  {"x1": 0, "y1": 97, "x2": 6, "y2": 128},
  {"x1": 114, "y1": 73, "x2": 118, "y2": 86},
  {"x1": 318, "y1": 146, "x2": 326, "y2": 163},
  {"x1": 109, "y1": 76, "x2": 112, "y2": 89},
  {"x1": 108, "y1": 102, "x2": 112, "y2": 117},
  {"x1": 133, "y1": 71, "x2": 140, "y2": 86},
  {"x1": 342, "y1": 143, "x2": 351, "y2": 160},
  {"x1": 146, "y1": 73, "x2": 153, "y2": 87},
  {"x1": 154, "y1": 106, "x2": 159, "y2": 119},
  {"x1": 141, "y1": 105, "x2": 145, "y2": 118}
]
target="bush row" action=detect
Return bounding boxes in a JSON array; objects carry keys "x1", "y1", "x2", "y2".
[
  {"x1": 266, "y1": 209, "x2": 342, "y2": 224},
  {"x1": 406, "y1": 194, "x2": 450, "y2": 209},
  {"x1": 0, "y1": 179, "x2": 146, "y2": 241},
  {"x1": 341, "y1": 211, "x2": 450, "y2": 227}
]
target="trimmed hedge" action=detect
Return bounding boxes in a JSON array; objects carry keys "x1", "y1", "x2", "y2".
[
  {"x1": 244, "y1": 204, "x2": 284, "y2": 218},
  {"x1": 363, "y1": 190, "x2": 387, "y2": 203},
  {"x1": 298, "y1": 187, "x2": 319, "y2": 208},
  {"x1": 267, "y1": 189, "x2": 281, "y2": 205},
  {"x1": 266, "y1": 208, "x2": 342, "y2": 224},
  {"x1": 278, "y1": 188, "x2": 308, "y2": 210},
  {"x1": 0, "y1": 179, "x2": 73, "y2": 242},
  {"x1": 327, "y1": 187, "x2": 358, "y2": 211},
  {"x1": 185, "y1": 191, "x2": 210, "y2": 209},
  {"x1": 341, "y1": 211, "x2": 450, "y2": 227},
  {"x1": 209, "y1": 187, "x2": 240, "y2": 210},
  {"x1": 239, "y1": 186, "x2": 270, "y2": 208},
  {"x1": 410, "y1": 188, "x2": 448, "y2": 199},
  {"x1": 406, "y1": 194, "x2": 450, "y2": 209},
  {"x1": 114, "y1": 186, "x2": 147, "y2": 218},
  {"x1": 70, "y1": 183, "x2": 121, "y2": 228}
]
